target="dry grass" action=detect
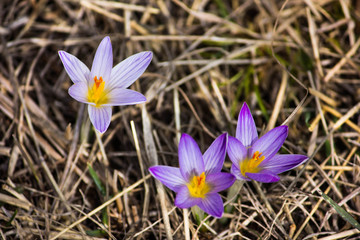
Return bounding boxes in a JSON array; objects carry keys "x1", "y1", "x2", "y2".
[{"x1": 1, "y1": 0, "x2": 360, "y2": 239}]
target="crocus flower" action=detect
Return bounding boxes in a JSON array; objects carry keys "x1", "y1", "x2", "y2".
[
  {"x1": 149, "y1": 133, "x2": 235, "y2": 218},
  {"x1": 228, "y1": 102, "x2": 308, "y2": 183},
  {"x1": 58, "y1": 36, "x2": 152, "y2": 133}
]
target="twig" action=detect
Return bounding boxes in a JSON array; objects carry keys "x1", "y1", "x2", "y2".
[{"x1": 50, "y1": 174, "x2": 151, "y2": 240}]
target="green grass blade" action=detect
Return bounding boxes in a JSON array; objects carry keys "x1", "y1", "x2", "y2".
[
  {"x1": 86, "y1": 229, "x2": 107, "y2": 237},
  {"x1": 322, "y1": 192, "x2": 360, "y2": 231},
  {"x1": 88, "y1": 164, "x2": 106, "y2": 197},
  {"x1": 6, "y1": 209, "x2": 18, "y2": 227},
  {"x1": 254, "y1": 85, "x2": 269, "y2": 122}
]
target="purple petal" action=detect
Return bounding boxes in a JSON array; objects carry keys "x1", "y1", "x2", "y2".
[
  {"x1": 198, "y1": 193, "x2": 223, "y2": 218},
  {"x1": 260, "y1": 154, "x2": 308, "y2": 174},
  {"x1": 108, "y1": 51, "x2": 153, "y2": 90},
  {"x1": 251, "y1": 125, "x2": 288, "y2": 160},
  {"x1": 91, "y1": 36, "x2": 113, "y2": 83},
  {"x1": 231, "y1": 164, "x2": 249, "y2": 181},
  {"x1": 174, "y1": 185, "x2": 201, "y2": 209},
  {"x1": 103, "y1": 88, "x2": 146, "y2": 106},
  {"x1": 236, "y1": 102, "x2": 258, "y2": 147},
  {"x1": 58, "y1": 51, "x2": 90, "y2": 83},
  {"x1": 178, "y1": 134, "x2": 205, "y2": 180},
  {"x1": 149, "y1": 165, "x2": 186, "y2": 192},
  {"x1": 227, "y1": 136, "x2": 248, "y2": 167},
  {"x1": 68, "y1": 82, "x2": 90, "y2": 104},
  {"x1": 203, "y1": 133, "x2": 227, "y2": 175},
  {"x1": 207, "y1": 172, "x2": 235, "y2": 193},
  {"x1": 88, "y1": 105, "x2": 112, "y2": 133},
  {"x1": 246, "y1": 170, "x2": 280, "y2": 183}
]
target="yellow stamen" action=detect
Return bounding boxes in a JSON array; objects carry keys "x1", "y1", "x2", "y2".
[
  {"x1": 87, "y1": 76, "x2": 108, "y2": 107},
  {"x1": 240, "y1": 151, "x2": 265, "y2": 177},
  {"x1": 187, "y1": 172, "x2": 210, "y2": 198}
]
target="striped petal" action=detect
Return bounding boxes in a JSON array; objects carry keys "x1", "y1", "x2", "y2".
[
  {"x1": 58, "y1": 51, "x2": 90, "y2": 83},
  {"x1": 175, "y1": 185, "x2": 201, "y2": 209},
  {"x1": 260, "y1": 154, "x2": 308, "y2": 174},
  {"x1": 207, "y1": 172, "x2": 235, "y2": 193},
  {"x1": 108, "y1": 51, "x2": 153, "y2": 90},
  {"x1": 68, "y1": 82, "x2": 90, "y2": 104},
  {"x1": 251, "y1": 125, "x2": 288, "y2": 160},
  {"x1": 203, "y1": 133, "x2": 227, "y2": 175},
  {"x1": 246, "y1": 170, "x2": 280, "y2": 183},
  {"x1": 178, "y1": 134, "x2": 205, "y2": 180},
  {"x1": 227, "y1": 136, "x2": 248, "y2": 166},
  {"x1": 198, "y1": 193, "x2": 223, "y2": 218},
  {"x1": 149, "y1": 165, "x2": 186, "y2": 192},
  {"x1": 88, "y1": 105, "x2": 112, "y2": 133},
  {"x1": 230, "y1": 164, "x2": 248, "y2": 181},
  {"x1": 103, "y1": 88, "x2": 146, "y2": 106},
  {"x1": 236, "y1": 102, "x2": 258, "y2": 147},
  {"x1": 91, "y1": 36, "x2": 113, "y2": 83}
]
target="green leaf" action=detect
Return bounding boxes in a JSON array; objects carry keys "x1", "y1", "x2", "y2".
[
  {"x1": 322, "y1": 192, "x2": 360, "y2": 231},
  {"x1": 254, "y1": 85, "x2": 269, "y2": 122},
  {"x1": 296, "y1": 49, "x2": 313, "y2": 71},
  {"x1": 86, "y1": 229, "x2": 107, "y2": 237},
  {"x1": 88, "y1": 164, "x2": 106, "y2": 197},
  {"x1": 6, "y1": 209, "x2": 18, "y2": 227},
  {"x1": 212, "y1": 0, "x2": 228, "y2": 17},
  {"x1": 102, "y1": 207, "x2": 109, "y2": 226}
]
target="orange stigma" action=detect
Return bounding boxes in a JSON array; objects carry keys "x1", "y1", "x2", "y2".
[
  {"x1": 87, "y1": 76, "x2": 108, "y2": 107},
  {"x1": 94, "y1": 76, "x2": 103, "y2": 88},
  {"x1": 240, "y1": 151, "x2": 265, "y2": 177}
]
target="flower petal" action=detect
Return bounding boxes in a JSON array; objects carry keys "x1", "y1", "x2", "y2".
[
  {"x1": 231, "y1": 164, "x2": 249, "y2": 181},
  {"x1": 251, "y1": 125, "x2": 288, "y2": 160},
  {"x1": 68, "y1": 82, "x2": 90, "y2": 104},
  {"x1": 203, "y1": 133, "x2": 227, "y2": 175},
  {"x1": 149, "y1": 165, "x2": 186, "y2": 192},
  {"x1": 236, "y1": 102, "x2": 258, "y2": 147},
  {"x1": 198, "y1": 193, "x2": 223, "y2": 218},
  {"x1": 227, "y1": 136, "x2": 248, "y2": 167},
  {"x1": 88, "y1": 105, "x2": 112, "y2": 133},
  {"x1": 246, "y1": 170, "x2": 280, "y2": 183},
  {"x1": 58, "y1": 51, "x2": 90, "y2": 83},
  {"x1": 103, "y1": 88, "x2": 146, "y2": 106},
  {"x1": 207, "y1": 172, "x2": 235, "y2": 193},
  {"x1": 91, "y1": 36, "x2": 113, "y2": 82},
  {"x1": 178, "y1": 134, "x2": 205, "y2": 180},
  {"x1": 108, "y1": 51, "x2": 153, "y2": 90},
  {"x1": 175, "y1": 185, "x2": 201, "y2": 209},
  {"x1": 260, "y1": 154, "x2": 308, "y2": 174}
]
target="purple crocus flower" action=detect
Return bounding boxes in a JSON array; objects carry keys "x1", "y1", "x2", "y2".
[
  {"x1": 149, "y1": 133, "x2": 235, "y2": 218},
  {"x1": 58, "y1": 36, "x2": 152, "y2": 133},
  {"x1": 228, "y1": 102, "x2": 308, "y2": 183}
]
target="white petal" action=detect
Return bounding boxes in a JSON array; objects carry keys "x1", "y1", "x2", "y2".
[
  {"x1": 108, "y1": 51, "x2": 153, "y2": 90},
  {"x1": 68, "y1": 82, "x2": 90, "y2": 104},
  {"x1": 91, "y1": 36, "x2": 113, "y2": 83},
  {"x1": 58, "y1": 51, "x2": 90, "y2": 83},
  {"x1": 88, "y1": 105, "x2": 112, "y2": 133},
  {"x1": 103, "y1": 88, "x2": 146, "y2": 106}
]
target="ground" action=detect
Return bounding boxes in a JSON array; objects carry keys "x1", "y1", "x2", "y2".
[{"x1": 1, "y1": 0, "x2": 360, "y2": 239}]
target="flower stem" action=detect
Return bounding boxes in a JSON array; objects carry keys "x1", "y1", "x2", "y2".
[
  {"x1": 221, "y1": 180, "x2": 245, "y2": 224},
  {"x1": 191, "y1": 205, "x2": 205, "y2": 225}
]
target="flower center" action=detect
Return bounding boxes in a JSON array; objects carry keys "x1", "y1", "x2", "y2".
[
  {"x1": 240, "y1": 151, "x2": 265, "y2": 177},
  {"x1": 87, "y1": 76, "x2": 108, "y2": 107},
  {"x1": 187, "y1": 172, "x2": 210, "y2": 198}
]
